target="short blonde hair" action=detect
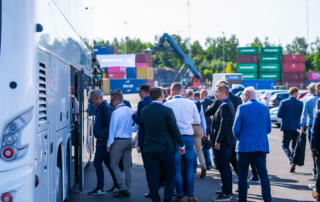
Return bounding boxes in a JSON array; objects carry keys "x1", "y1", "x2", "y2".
[
  {"x1": 308, "y1": 83, "x2": 316, "y2": 93},
  {"x1": 288, "y1": 87, "x2": 299, "y2": 95}
]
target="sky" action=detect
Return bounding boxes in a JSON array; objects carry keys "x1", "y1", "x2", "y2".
[{"x1": 84, "y1": 0, "x2": 320, "y2": 50}]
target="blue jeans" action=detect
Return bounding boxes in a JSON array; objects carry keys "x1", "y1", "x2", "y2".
[
  {"x1": 238, "y1": 152, "x2": 272, "y2": 202},
  {"x1": 215, "y1": 146, "x2": 232, "y2": 195},
  {"x1": 175, "y1": 136, "x2": 194, "y2": 196},
  {"x1": 93, "y1": 142, "x2": 118, "y2": 189},
  {"x1": 282, "y1": 130, "x2": 299, "y2": 164},
  {"x1": 307, "y1": 126, "x2": 316, "y2": 175}
]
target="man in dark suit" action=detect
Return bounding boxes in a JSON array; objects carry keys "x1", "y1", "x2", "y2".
[
  {"x1": 112, "y1": 89, "x2": 132, "y2": 108},
  {"x1": 141, "y1": 87, "x2": 185, "y2": 202},
  {"x1": 132, "y1": 84, "x2": 152, "y2": 197},
  {"x1": 277, "y1": 87, "x2": 303, "y2": 173},
  {"x1": 311, "y1": 109, "x2": 320, "y2": 200},
  {"x1": 205, "y1": 84, "x2": 235, "y2": 201}
]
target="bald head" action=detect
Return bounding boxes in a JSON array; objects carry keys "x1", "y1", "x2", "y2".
[{"x1": 200, "y1": 89, "x2": 208, "y2": 99}]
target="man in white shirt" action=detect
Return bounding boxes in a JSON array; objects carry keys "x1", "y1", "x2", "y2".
[
  {"x1": 186, "y1": 89, "x2": 207, "y2": 178},
  {"x1": 107, "y1": 92, "x2": 134, "y2": 198},
  {"x1": 164, "y1": 82, "x2": 200, "y2": 202}
]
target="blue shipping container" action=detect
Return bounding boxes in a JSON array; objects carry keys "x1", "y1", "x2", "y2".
[
  {"x1": 94, "y1": 46, "x2": 114, "y2": 57},
  {"x1": 126, "y1": 67, "x2": 137, "y2": 79},
  {"x1": 110, "y1": 79, "x2": 146, "y2": 94},
  {"x1": 243, "y1": 80, "x2": 276, "y2": 90},
  {"x1": 101, "y1": 67, "x2": 107, "y2": 73}
]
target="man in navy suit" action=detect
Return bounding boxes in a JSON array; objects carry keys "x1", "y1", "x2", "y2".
[
  {"x1": 277, "y1": 87, "x2": 303, "y2": 172},
  {"x1": 311, "y1": 109, "x2": 320, "y2": 200},
  {"x1": 132, "y1": 84, "x2": 152, "y2": 197}
]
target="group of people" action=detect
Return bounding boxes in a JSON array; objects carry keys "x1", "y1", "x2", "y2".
[{"x1": 87, "y1": 79, "x2": 277, "y2": 202}]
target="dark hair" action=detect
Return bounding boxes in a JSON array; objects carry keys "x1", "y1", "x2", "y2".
[
  {"x1": 194, "y1": 91, "x2": 200, "y2": 98},
  {"x1": 171, "y1": 82, "x2": 182, "y2": 94},
  {"x1": 215, "y1": 84, "x2": 230, "y2": 96},
  {"x1": 111, "y1": 92, "x2": 123, "y2": 102},
  {"x1": 288, "y1": 87, "x2": 299, "y2": 95},
  {"x1": 139, "y1": 84, "x2": 151, "y2": 94},
  {"x1": 114, "y1": 89, "x2": 123, "y2": 93},
  {"x1": 150, "y1": 87, "x2": 162, "y2": 101}
]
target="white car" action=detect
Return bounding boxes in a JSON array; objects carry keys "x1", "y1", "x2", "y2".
[
  {"x1": 256, "y1": 90, "x2": 266, "y2": 100},
  {"x1": 270, "y1": 107, "x2": 281, "y2": 127},
  {"x1": 260, "y1": 90, "x2": 287, "y2": 106}
]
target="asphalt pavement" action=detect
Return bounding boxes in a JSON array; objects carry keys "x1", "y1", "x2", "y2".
[{"x1": 70, "y1": 93, "x2": 316, "y2": 202}]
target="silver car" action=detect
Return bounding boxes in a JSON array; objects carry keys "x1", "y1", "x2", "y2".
[
  {"x1": 270, "y1": 107, "x2": 281, "y2": 127},
  {"x1": 260, "y1": 90, "x2": 287, "y2": 106}
]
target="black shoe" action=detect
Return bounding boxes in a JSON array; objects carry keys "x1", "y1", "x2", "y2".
[
  {"x1": 216, "y1": 190, "x2": 223, "y2": 195},
  {"x1": 145, "y1": 193, "x2": 151, "y2": 198},
  {"x1": 173, "y1": 191, "x2": 188, "y2": 196},
  {"x1": 113, "y1": 189, "x2": 130, "y2": 197},
  {"x1": 106, "y1": 185, "x2": 119, "y2": 193},
  {"x1": 248, "y1": 176, "x2": 260, "y2": 183},
  {"x1": 212, "y1": 193, "x2": 231, "y2": 201},
  {"x1": 87, "y1": 187, "x2": 105, "y2": 195}
]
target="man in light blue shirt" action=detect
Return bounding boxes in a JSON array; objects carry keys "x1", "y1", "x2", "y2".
[{"x1": 107, "y1": 92, "x2": 134, "y2": 198}]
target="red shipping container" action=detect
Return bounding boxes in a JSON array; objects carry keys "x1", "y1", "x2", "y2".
[
  {"x1": 283, "y1": 63, "x2": 305, "y2": 72},
  {"x1": 136, "y1": 54, "x2": 153, "y2": 63},
  {"x1": 282, "y1": 72, "x2": 305, "y2": 81},
  {"x1": 146, "y1": 80, "x2": 154, "y2": 88},
  {"x1": 114, "y1": 46, "x2": 116, "y2": 54},
  {"x1": 237, "y1": 55, "x2": 259, "y2": 64},
  {"x1": 107, "y1": 72, "x2": 126, "y2": 79},
  {"x1": 283, "y1": 81, "x2": 305, "y2": 90},
  {"x1": 283, "y1": 55, "x2": 305, "y2": 63},
  {"x1": 276, "y1": 81, "x2": 281, "y2": 86}
]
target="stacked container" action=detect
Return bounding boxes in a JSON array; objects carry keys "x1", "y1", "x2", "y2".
[
  {"x1": 106, "y1": 66, "x2": 126, "y2": 79},
  {"x1": 135, "y1": 53, "x2": 154, "y2": 86},
  {"x1": 236, "y1": 47, "x2": 259, "y2": 80},
  {"x1": 259, "y1": 47, "x2": 283, "y2": 83},
  {"x1": 282, "y1": 55, "x2": 305, "y2": 89},
  {"x1": 94, "y1": 45, "x2": 116, "y2": 57}
]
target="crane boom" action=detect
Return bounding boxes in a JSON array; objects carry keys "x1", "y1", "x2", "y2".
[{"x1": 143, "y1": 33, "x2": 201, "y2": 79}]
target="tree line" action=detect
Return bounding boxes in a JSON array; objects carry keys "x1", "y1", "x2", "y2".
[{"x1": 91, "y1": 35, "x2": 320, "y2": 80}]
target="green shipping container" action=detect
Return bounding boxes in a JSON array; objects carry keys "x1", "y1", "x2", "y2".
[
  {"x1": 260, "y1": 63, "x2": 280, "y2": 72},
  {"x1": 236, "y1": 63, "x2": 258, "y2": 73},
  {"x1": 238, "y1": 47, "x2": 259, "y2": 55},
  {"x1": 260, "y1": 54, "x2": 281, "y2": 63},
  {"x1": 259, "y1": 72, "x2": 280, "y2": 81},
  {"x1": 242, "y1": 73, "x2": 258, "y2": 80},
  {"x1": 261, "y1": 47, "x2": 283, "y2": 55}
]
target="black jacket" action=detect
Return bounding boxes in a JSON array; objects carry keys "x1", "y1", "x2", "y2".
[
  {"x1": 205, "y1": 99, "x2": 235, "y2": 146},
  {"x1": 93, "y1": 100, "x2": 113, "y2": 144},
  {"x1": 141, "y1": 104, "x2": 184, "y2": 153},
  {"x1": 201, "y1": 98, "x2": 214, "y2": 125},
  {"x1": 292, "y1": 132, "x2": 306, "y2": 166},
  {"x1": 228, "y1": 93, "x2": 242, "y2": 112}
]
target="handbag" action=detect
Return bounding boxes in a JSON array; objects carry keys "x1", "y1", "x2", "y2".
[{"x1": 202, "y1": 137, "x2": 212, "y2": 150}]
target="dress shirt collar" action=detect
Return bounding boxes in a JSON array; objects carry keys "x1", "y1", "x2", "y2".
[
  {"x1": 150, "y1": 101, "x2": 162, "y2": 105},
  {"x1": 203, "y1": 97, "x2": 210, "y2": 101},
  {"x1": 173, "y1": 95, "x2": 183, "y2": 98},
  {"x1": 115, "y1": 103, "x2": 126, "y2": 110},
  {"x1": 143, "y1": 95, "x2": 150, "y2": 100},
  {"x1": 219, "y1": 97, "x2": 229, "y2": 106},
  {"x1": 188, "y1": 98, "x2": 195, "y2": 101},
  {"x1": 290, "y1": 96, "x2": 297, "y2": 99}
]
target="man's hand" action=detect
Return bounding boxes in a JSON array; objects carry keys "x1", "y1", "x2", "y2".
[
  {"x1": 107, "y1": 146, "x2": 111, "y2": 153},
  {"x1": 134, "y1": 111, "x2": 137, "y2": 114},
  {"x1": 179, "y1": 148, "x2": 185, "y2": 155},
  {"x1": 202, "y1": 133, "x2": 207, "y2": 139},
  {"x1": 215, "y1": 143, "x2": 221, "y2": 151},
  {"x1": 311, "y1": 150, "x2": 318, "y2": 158}
]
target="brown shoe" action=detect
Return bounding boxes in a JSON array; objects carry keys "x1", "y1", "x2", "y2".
[
  {"x1": 312, "y1": 191, "x2": 320, "y2": 201},
  {"x1": 173, "y1": 196, "x2": 184, "y2": 202},
  {"x1": 290, "y1": 164, "x2": 296, "y2": 173},
  {"x1": 200, "y1": 167, "x2": 207, "y2": 178},
  {"x1": 188, "y1": 196, "x2": 198, "y2": 202}
]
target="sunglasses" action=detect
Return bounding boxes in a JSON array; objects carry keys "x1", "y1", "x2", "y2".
[{"x1": 111, "y1": 99, "x2": 117, "y2": 103}]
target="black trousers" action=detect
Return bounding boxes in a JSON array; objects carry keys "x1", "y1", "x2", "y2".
[
  {"x1": 141, "y1": 147, "x2": 151, "y2": 192},
  {"x1": 147, "y1": 152, "x2": 176, "y2": 202},
  {"x1": 315, "y1": 155, "x2": 320, "y2": 197}
]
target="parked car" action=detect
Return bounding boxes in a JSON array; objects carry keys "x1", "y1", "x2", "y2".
[
  {"x1": 268, "y1": 93, "x2": 290, "y2": 108},
  {"x1": 298, "y1": 90, "x2": 309, "y2": 100},
  {"x1": 235, "y1": 91, "x2": 243, "y2": 97},
  {"x1": 260, "y1": 90, "x2": 287, "y2": 106},
  {"x1": 270, "y1": 107, "x2": 281, "y2": 127},
  {"x1": 256, "y1": 90, "x2": 266, "y2": 100}
]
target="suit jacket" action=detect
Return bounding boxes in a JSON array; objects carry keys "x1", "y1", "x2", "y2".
[
  {"x1": 93, "y1": 100, "x2": 114, "y2": 144},
  {"x1": 277, "y1": 97, "x2": 303, "y2": 131},
  {"x1": 132, "y1": 95, "x2": 152, "y2": 147},
  {"x1": 233, "y1": 99, "x2": 271, "y2": 153},
  {"x1": 124, "y1": 100, "x2": 132, "y2": 108},
  {"x1": 311, "y1": 110, "x2": 320, "y2": 152},
  {"x1": 228, "y1": 93, "x2": 242, "y2": 112},
  {"x1": 141, "y1": 104, "x2": 185, "y2": 153},
  {"x1": 201, "y1": 98, "x2": 214, "y2": 125},
  {"x1": 205, "y1": 99, "x2": 235, "y2": 146}
]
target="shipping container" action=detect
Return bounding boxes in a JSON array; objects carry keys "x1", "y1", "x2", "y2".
[
  {"x1": 135, "y1": 63, "x2": 152, "y2": 67},
  {"x1": 101, "y1": 67, "x2": 107, "y2": 73},
  {"x1": 114, "y1": 46, "x2": 116, "y2": 54},
  {"x1": 94, "y1": 46, "x2": 114, "y2": 57},
  {"x1": 260, "y1": 54, "x2": 282, "y2": 63},
  {"x1": 107, "y1": 66, "x2": 126, "y2": 73},
  {"x1": 107, "y1": 72, "x2": 126, "y2": 79},
  {"x1": 146, "y1": 80, "x2": 154, "y2": 88},
  {"x1": 283, "y1": 81, "x2": 305, "y2": 90},
  {"x1": 308, "y1": 72, "x2": 320, "y2": 81},
  {"x1": 243, "y1": 80, "x2": 276, "y2": 90},
  {"x1": 283, "y1": 55, "x2": 305, "y2": 63},
  {"x1": 238, "y1": 47, "x2": 259, "y2": 55},
  {"x1": 126, "y1": 67, "x2": 137, "y2": 79},
  {"x1": 102, "y1": 79, "x2": 110, "y2": 95},
  {"x1": 283, "y1": 63, "x2": 305, "y2": 72},
  {"x1": 259, "y1": 72, "x2": 280, "y2": 81},
  {"x1": 260, "y1": 63, "x2": 280, "y2": 72},
  {"x1": 137, "y1": 67, "x2": 154, "y2": 80},
  {"x1": 282, "y1": 72, "x2": 305, "y2": 81},
  {"x1": 237, "y1": 55, "x2": 259, "y2": 64},
  {"x1": 276, "y1": 81, "x2": 281, "y2": 86},
  {"x1": 242, "y1": 73, "x2": 258, "y2": 80},
  {"x1": 102, "y1": 73, "x2": 107, "y2": 78},
  {"x1": 261, "y1": 47, "x2": 283, "y2": 55},
  {"x1": 236, "y1": 64, "x2": 258, "y2": 73},
  {"x1": 110, "y1": 79, "x2": 147, "y2": 94},
  {"x1": 136, "y1": 54, "x2": 153, "y2": 63}
]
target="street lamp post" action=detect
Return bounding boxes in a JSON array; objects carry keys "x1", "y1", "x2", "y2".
[
  {"x1": 222, "y1": 32, "x2": 225, "y2": 73},
  {"x1": 124, "y1": 22, "x2": 128, "y2": 54}
]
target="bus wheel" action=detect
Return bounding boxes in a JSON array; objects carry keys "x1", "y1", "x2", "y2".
[{"x1": 56, "y1": 167, "x2": 63, "y2": 202}]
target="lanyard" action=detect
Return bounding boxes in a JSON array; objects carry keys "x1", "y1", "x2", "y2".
[
  {"x1": 313, "y1": 94, "x2": 318, "y2": 97},
  {"x1": 174, "y1": 95, "x2": 183, "y2": 98},
  {"x1": 115, "y1": 103, "x2": 125, "y2": 110},
  {"x1": 150, "y1": 101, "x2": 162, "y2": 105},
  {"x1": 219, "y1": 97, "x2": 229, "y2": 106},
  {"x1": 189, "y1": 98, "x2": 195, "y2": 101}
]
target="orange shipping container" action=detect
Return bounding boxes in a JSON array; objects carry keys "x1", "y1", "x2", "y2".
[{"x1": 137, "y1": 67, "x2": 154, "y2": 80}]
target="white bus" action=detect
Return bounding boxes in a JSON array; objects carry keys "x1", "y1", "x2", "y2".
[{"x1": 0, "y1": 0, "x2": 101, "y2": 202}]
